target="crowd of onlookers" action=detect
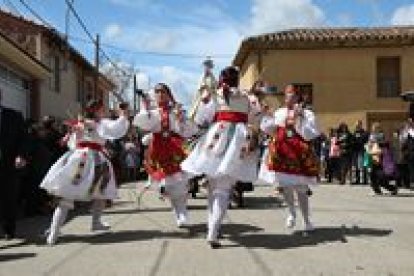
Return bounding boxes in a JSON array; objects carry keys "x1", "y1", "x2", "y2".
[
  {"x1": 314, "y1": 119, "x2": 414, "y2": 195},
  {"x1": 9, "y1": 115, "x2": 414, "y2": 219}
]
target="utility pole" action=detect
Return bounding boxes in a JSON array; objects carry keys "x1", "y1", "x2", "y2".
[
  {"x1": 133, "y1": 74, "x2": 137, "y2": 114},
  {"x1": 65, "y1": 0, "x2": 74, "y2": 40},
  {"x1": 94, "y1": 34, "x2": 100, "y2": 99}
]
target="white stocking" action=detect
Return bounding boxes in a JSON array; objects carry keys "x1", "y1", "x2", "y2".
[
  {"x1": 281, "y1": 186, "x2": 296, "y2": 218},
  {"x1": 47, "y1": 199, "x2": 72, "y2": 244},
  {"x1": 207, "y1": 177, "x2": 232, "y2": 242},
  {"x1": 166, "y1": 181, "x2": 188, "y2": 225},
  {"x1": 91, "y1": 199, "x2": 109, "y2": 229},
  {"x1": 295, "y1": 185, "x2": 311, "y2": 224}
]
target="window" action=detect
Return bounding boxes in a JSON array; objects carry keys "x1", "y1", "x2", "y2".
[
  {"x1": 76, "y1": 74, "x2": 83, "y2": 103},
  {"x1": 293, "y1": 83, "x2": 313, "y2": 105},
  {"x1": 377, "y1": 57, "x2": 401, "y2": 98},
  {"x1": 54, "y1": 56, "x2": 61, "y2": 93}
]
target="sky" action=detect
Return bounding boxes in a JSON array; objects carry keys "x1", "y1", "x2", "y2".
[{"x1": 2, "y1": 0, "x2": 414, "y2": 106}]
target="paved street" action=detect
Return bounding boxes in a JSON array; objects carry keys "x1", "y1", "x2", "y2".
[{"x1": 1, "y1": 183, "x2": 413, "y2": 276}]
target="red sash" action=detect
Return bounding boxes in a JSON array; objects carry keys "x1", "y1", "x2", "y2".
[
  {"x1": 77, "y1": 141, "x2": 104, "y2": 152},
  {"x1": 214, "y1": 111, "x2": 248, "y2": 123}
]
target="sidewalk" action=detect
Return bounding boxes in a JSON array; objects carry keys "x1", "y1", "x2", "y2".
[{"x1": 1, "y1": 183, "x2": 413, "y2": 276}]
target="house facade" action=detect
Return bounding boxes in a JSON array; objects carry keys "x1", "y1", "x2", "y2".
[
  {"x1": 0, "y1": 31, "x2": 49, "y2": 117},
  {"x1": 0, "y1": 9, "x2": 114, "y2": 120},
  {"x1": 233, "y1": 27, "x2": 412, "y2": 137}
]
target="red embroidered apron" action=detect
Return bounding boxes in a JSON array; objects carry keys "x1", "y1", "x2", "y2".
[
  {"x1": 144, "y1": 108, "x2": 187, "y2": 181},
  {"x1": 267, "y1": 110, "x2": 319, "y2": 177}
]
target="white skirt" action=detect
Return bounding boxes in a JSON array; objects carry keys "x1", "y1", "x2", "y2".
[
  {"x1": 258, "y1": 149, "x2": 275, "y2": 185},
  {"x1": 146, "y1": 172, "x2": 189, "y2": 197},
  {"x1": 40, "y1": 148, "x2": 118, "y2": 201},
  {"x1": 181, "y1": 121, "x2": 258, "y2": 183}
]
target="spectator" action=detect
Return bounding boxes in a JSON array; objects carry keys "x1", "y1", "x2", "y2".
[
  {"x1": 123, "y1": 134, "x2": 140, "y2": 181},
  {"x1": 22, "y1": 122, "x2": 54, "y2": 217},
  {"x1": 400, "y1": 119, "x2": 414, "y2": 185},
  {"x1": 391, "y1": 128, "x2": 410, "y2": 189},
  {"x1": 337, "y1": 123, "x2": 354, "y2": 184},
  {"x1": 352, "y1": 120, "x2": 369, "y2": 184},
  {"x1": 0, "y1": 89, "x2": 28, "y2": 240},
  {"x1": 366, "y1": 122, "x2": 398, "y2": 196},
  {"x1": 40, "y1": 116, "x2": 65, "y2": 162},
  {"x1": 319, "y1": 132, "x2": 330, "y2": 182},
  {"x1": 327, "y1": 128, "x2": 341, "y2": 183}
]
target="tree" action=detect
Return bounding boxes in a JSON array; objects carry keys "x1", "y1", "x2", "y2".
[{"x1": 101, "y1": 60, "x2": 136, "y2": 107}]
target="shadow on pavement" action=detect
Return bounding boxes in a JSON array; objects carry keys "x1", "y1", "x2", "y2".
[
  {"x1": 227, "y1": 225, "x2": 392, "y2": 250},
  {"x1": 185, "y1": 223, "x2": 264, "y2": 238},
  {"x1": 56, "y1": 230, "x2": 186, "y2": 245},
  {"x1": 103, "y1": 204, "x2": 207, "y2": 215},
  {"x1": 0, "y1": 252, "x2": 36, "y2": 262},
  {"x1": 0, "y1": 241, "x2": 31, "y2": 250},
  {"x1": 31, "y1": 223, "x2": 265, "y2": 246},
  {"x1": 242, "y1": 196, "x2": 285, "y2": 210},
  {"x1": 382, "y1": 193, "x2": 414, "y2": 198}
]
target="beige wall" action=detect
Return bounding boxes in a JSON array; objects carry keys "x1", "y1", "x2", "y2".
[
  {"x1": 38, "y1": 41, "x2": 81, "y2": 119},
  {"x1": 239, "y1": 53, "x2": 259, "y2": 90},
  {"x1": 240, "y1": 46, "x2": 412, "y2": 133}
]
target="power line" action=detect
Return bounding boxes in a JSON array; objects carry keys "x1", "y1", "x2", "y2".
[
  {"x1": 18, "y1": 0, "x2": 53, "y2": 28},
  {"x1": 102, "y1": 42, "x2": 233, "y2": 59},
  {"x1": 64, "y1": 0, "x2": 132, "y2": 78},
  {"x1": 64, "y1": 0, "x2": 95, "y2": 43},
  {"x1": 68, "y1": 34, "x2": 233, "y2": 59},
  {"x1": 4, "y1": 0, "x2": 22, "y2": 16}
]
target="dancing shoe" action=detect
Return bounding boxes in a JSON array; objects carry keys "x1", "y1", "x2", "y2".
[
  {"x1": 176, "y1": 214, "x2": 188, "y2": 228},
  {"x1": 91, "y1": 221, "x2": 111, "y2": 231},
  {"x1": 44, "y1": 228, "x2": 62, "y2": 238},
  {"x1": 46, "y1": 232, "x2": 58, "y2": 246},
  {"x1": 285, "y1": 215, "x2": 296, "y2": 229},
  {"x1": 304, "y1": 221, "x2": 315, "y2": 232},
  {"x1": 208, "y1": 240, "x2": 221, "y2": 249}
]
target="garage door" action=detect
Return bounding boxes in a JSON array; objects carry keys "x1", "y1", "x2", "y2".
[
  {"x1": 0, "y1": 79, "x2": 28, "y2": 118},
  {"x1": 0, "y1": 64, "x2": 28, "y2": 118}
]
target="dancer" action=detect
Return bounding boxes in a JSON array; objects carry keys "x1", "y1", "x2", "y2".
[
  {"x1": 133, "y1": 83, "x2": 195, "y2": 227},
  {"x1": 181, "y1": 66, "x2": 260, "y2": 248},
  {"x1": 187, "y1": 58, "x2": 219, "y2": 198},
  {"x1": 260, "y1": 84, "x2": 319, "y2": 232},
  {"x1": 41, "y1": 100, "x2": 129, "y2": 245}
]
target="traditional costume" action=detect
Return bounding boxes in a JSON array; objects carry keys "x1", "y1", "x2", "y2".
[
  {"x1": 133, "y1": 84, "x2": 196, "y2": 227},
  {"x1": 260, "y1": 86, "x2": 319, "y2": 231},
  {"x1": 41, "y1": 101, "x2": 129, "y2": 245},
  {"x1": 181, "y1": 67, "x2": 260, "y2": 248}
]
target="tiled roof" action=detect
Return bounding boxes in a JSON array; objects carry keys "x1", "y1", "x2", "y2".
[
  {"x1": 0, "y1": 8, "x2": 114, "y2": 88},
  {"x1": 233, "y1": 27, "x2": 414, "y2": 66}
]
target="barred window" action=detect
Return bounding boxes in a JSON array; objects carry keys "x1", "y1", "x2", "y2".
[{"x1": 376, "y1": 57, "x2": 401, "y2": 98}]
